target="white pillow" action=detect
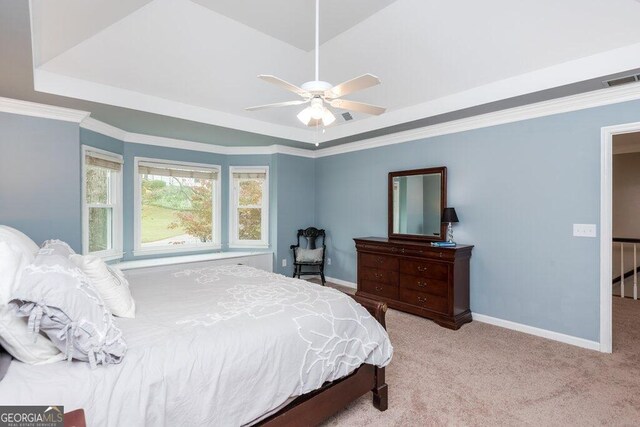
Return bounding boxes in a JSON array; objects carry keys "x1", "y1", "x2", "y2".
[
  {"x1": 0, "y1": 225, "x2": 39, "y2": 258},
  {"x1": 295, "y1": 247, "x2": 324, "y2": 263},
  {"x1": 0, "y1": 241, "x2": 64, "y2": 365},
  {"x1": 0, "y1": 241, "x2": 28, "y2": 304},
  {"x1": 70, "y1": 255, "x2": 136, "y2": 318}
]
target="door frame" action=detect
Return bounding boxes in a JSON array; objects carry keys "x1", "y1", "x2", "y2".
[{"x1": 600, "y1": 121, "x2": 640, "y2": 353}]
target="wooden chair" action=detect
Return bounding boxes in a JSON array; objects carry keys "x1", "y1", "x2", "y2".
[{"x1": 290, "y1": 227, "x2": 326, "y2": 286}]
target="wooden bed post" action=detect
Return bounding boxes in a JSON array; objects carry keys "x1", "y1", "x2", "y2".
[{"x1": 352, "y1": 294, "x2": 389, "y2": 412}]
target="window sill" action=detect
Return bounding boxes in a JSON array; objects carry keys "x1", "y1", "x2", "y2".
[
  {"x1": 113, "y1": 251, "x2": 272, "y2": 271},
  {"x1": 228, "y1": 244, "x2": 270, "y2": 249},
  {"x1": 132, "y1": 245, "x2": 222, "y2": 257},
  {"x1": 85, "y1": 251, "x2": 124, "y2": 262}
]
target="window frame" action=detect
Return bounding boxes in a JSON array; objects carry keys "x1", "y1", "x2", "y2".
[
  {"x1": 229, "y1": 166, "x2": 270, "y2": 249},
  {"x1": 81, "y1": 145, "x2": 124, "y2": 261},
  {"x1": 133, "y1": 157, "x2": 222, "y2": 257}
]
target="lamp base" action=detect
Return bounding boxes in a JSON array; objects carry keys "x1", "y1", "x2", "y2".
[{"x1": 447, "y1": 222, "x2": 454, "y2": 243}]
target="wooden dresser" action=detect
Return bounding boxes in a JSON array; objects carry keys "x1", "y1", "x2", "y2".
[{"x1": 354, "y1": 237, "x2": 473, "y2": 330}]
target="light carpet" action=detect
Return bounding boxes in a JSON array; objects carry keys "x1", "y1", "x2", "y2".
[{"x1": 322, "y1": 286, "x2": 640, "y2": 426}]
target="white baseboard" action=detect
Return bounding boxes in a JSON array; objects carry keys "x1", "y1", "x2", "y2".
[
  {"x1": 326, "y1": 276, "x2": 357, "y2": 289},
  {"x1": 322, "y1": 277, "x2": 601, "y2": 352},
  {"x1": 473, "y1": 313, "x2": 601, "y2": 352}
]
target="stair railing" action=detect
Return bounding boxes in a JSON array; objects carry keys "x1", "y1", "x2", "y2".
[{"x1": 613, "y1": 237, "x2": 640, "y2": 300}]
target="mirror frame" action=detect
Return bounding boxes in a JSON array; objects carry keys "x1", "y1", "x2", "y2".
[{"x1": 388, "y1": 166, "x2": 447, "y2": 242}]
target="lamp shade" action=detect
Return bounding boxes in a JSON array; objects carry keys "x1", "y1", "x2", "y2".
[{"x1": 441, "y1": 207, "x2": 459, "y2": 223}]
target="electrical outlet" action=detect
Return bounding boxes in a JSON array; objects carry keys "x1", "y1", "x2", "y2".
[
  {"x1": 327, "y1": 258, "x2": 332, "y2": 265},
  {"x1": 282, "y1": 259, "x2": 287, "y2": 267},
  {"x1": 573, "y1": 224, "x2": 596, "y2": 237}
]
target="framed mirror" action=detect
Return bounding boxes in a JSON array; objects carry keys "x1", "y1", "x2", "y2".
[{"x1": 388, "y1": 167, "x2": 447, "y2": 241}]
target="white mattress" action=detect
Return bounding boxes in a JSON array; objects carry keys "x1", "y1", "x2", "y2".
[{"x1": 0, "y1": 264, "x2": 392, "y2": 426}]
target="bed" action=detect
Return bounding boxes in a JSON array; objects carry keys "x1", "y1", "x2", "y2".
[{"x1": 0, "y1": 263, "x2": 392, "y2": 426}]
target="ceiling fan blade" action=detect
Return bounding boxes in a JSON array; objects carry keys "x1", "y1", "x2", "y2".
[
  {"x1": 257, "y1": 75, "x2": 309, "y2": 97},
  {"x1": 325, "y1": 74, "x2": 381, "y2": 99},
  {"x1": 329, "y1": 99, "x2": 386, "y2": 115},
  {"x1": 245, "y1": 99, "x2": 309, "y2": 111}
]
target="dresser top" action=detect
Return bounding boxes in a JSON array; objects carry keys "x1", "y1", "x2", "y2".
[{"x1": 354, "y1": 236, "x2": 474, "y2": 250}]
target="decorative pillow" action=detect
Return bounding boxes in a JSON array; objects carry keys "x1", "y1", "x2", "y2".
[
  {"x1": 40, "y1": 239, "x2": 76, "y2": 258},
  {"x1": 0, "y1": 225, "x2": 38, "y2": 262},
  {"x1": 70, "y1": 255, "x2": 136, "y2": 318},
  {"x1": 9, "y1": 250, "x2": 127, "y2": 368},
  {"x1": 0, "y1": 241, "x2": 64, "y2": 365},
  {"x1": 296, "y1": 247, "x2": 324, "y2": 263}
]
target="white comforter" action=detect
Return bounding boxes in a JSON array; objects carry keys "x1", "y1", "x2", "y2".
[{"x1": 0, "y1": 264, "x2": 392, "y2": 426}]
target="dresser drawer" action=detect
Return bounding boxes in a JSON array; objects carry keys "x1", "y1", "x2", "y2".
[
  {"x1": 399, "y1": 274, "x2": 448, "y2": 297},
  {"x1": 359, "y1": 253, "x2": 399, "y2": 271},
  {"x1": 399, "y1": 260, "x2": 448, "y2": 280},
  {"x1": 360, "y1": 280, "x2": 399, "y2": 300},
  {"x1": 399, "y1": 288, "x2": 448, "y2": 314},
  {"x1": 360, "y1": 268, "x2": 398, "y2": 286}
]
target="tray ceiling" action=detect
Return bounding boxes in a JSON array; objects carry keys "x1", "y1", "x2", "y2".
[{"x1": 27, "y1": 0, "x2": 640, "y2": 145}]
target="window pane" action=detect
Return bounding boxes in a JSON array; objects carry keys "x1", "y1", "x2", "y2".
[
  {"x1": 141, "y1": 175, "x2": 213, "y2": 248},
  {"x1": 86, "y1": 165, "x2": 111, "y2": 204},
  {"x1": 238, "y1": 180, "x2": 262, "y2": 206},
  {"x1": 238, "y1": 208, "x2": 262, "y2": 241},
  {"x1": 89, "y1": 207, "x2": 112, "y2": 252}
]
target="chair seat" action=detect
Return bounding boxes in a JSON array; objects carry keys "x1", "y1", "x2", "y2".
[{"x1": 294, "y1": 260, "x2": 323, "y2": 265}]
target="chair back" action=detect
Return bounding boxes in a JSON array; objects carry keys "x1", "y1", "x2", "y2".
[{"x1": 297, "y1": 227, "x2": 325, "y2": 250}]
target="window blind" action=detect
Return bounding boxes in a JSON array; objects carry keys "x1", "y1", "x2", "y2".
[
  {"x1": 86, "y1": 151, "x2": 122, "y2": 171},
  {"x1": 138, "y1": 162, "x2": 218, "y2": 180},
  {"x1": 232, "y1": 172, "x2": 266, "y2": 180}
]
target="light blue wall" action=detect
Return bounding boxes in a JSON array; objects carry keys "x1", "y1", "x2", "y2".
[
  {"x1": 273, "y1": 154, "x2": 316, "y2": 275},
  {"x1": 315, "y1": 98, "x2": 640, "y2": 342},
  {"x1": 0, "y1": 113, "x2": 82, "y2": 249}
]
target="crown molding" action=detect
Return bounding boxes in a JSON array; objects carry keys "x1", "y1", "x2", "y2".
[
  {"x1": 315, "y1": 81, "x2": 640, "y2": 158},
  {"x1": 6, "y1": 79, "x2": 640, "y2": 160},
  {"x1": 0, "y1": 96, "x2": 90, "y2": 123},
  {"x1": 123, "y1": 130, "x2": 315, "y2": 158},
  {"x1": 80, "y1": 117, "x2": 128, "y2": 140}
]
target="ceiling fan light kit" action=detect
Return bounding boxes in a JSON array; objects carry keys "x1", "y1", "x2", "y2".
[{"x1": 246, "y1": 0, "x2": 386, "y2": 142}]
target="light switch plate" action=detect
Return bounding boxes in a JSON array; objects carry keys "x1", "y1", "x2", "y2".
[
  {"x1": 327, "y1": 258, "x2": 332, "y2": 265},
  {"x1": 573, "y1": 224, "x2": 596, "y2": 237},
  {"x1": 282, "y1": 259, "x2": 287, "y2": 267}
]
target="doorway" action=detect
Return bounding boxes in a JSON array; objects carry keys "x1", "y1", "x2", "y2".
[{"x1": 600, "y1": 122, "x2": 640, "y2": 353}]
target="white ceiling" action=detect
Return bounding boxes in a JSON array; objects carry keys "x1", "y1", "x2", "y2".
[
  {"x1": 29, "y1": 0, "x2": 640, "y2": 144},
  {"x1": 191, "y1": 0, "x2": 399, "y2": 51}
]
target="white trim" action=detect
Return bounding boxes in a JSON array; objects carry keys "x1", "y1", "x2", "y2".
[
  {"x1": 0, "y1": 96, "x2": 90, "y2": 123},
  {"x1": 6, "y1": 77, "x2": 640, "y2": 160},
  {"x1": 123, "y1": 131, "x2": 316, "y2": 158},
  {"x1": 598, "y1": 121, "x2": 640, "y2": 354},
  {"x1": 81, "y1": 117, "x2": 127, "y2": 140},
  {"x1": 315, "y1": 82, "x2": 640, "y2": 158},
  {"x1": 325, "y1": 276, "x2": 357, "y2": 289},
  {"x1": 229, "y1": 166, "x2": 270, "y2": 248},
  {"x1": 81, "y1": 145, "x2": 124, "y2": 260},
  {"x1": 114, "y1": 251, "x2": 272, "y2": 271},
  {"x1": 35, "y1": 69, "x2": 314, "y2": 143},
  {"x1": 473, "y1": 313, "x2": 600, "y2": 352},
  {"x1": 133, "y1": 156, "x2": 222, "y2": 256}
]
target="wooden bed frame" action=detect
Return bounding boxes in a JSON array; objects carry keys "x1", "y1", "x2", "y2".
[{"x1": 258, "y1": 294, "x2": 389, "y2": 426}]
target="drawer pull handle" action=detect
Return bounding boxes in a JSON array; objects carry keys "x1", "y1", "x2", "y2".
[
  {"x1": 417, "y1": 281, "x2": 427, "y2": 288},
  {"x1": 417, "y1": 266, "x2": 428, "y2": 272},
  {"x1": 375, "y1": 286, "x2": 383, "y2": 291},
  {"x1": 376, "y1": 257, "x2": 384, "y2": 264},
  {"x1": 374, "y1": 272, "x2": 383, "y2": 279},
  {"x1": 417, "y1": 296, "x2": 428, "y2": 303}
]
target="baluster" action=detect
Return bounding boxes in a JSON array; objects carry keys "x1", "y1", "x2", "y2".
[
  {"x1": 621, "y1": 243, "x2": 625, "y2": 299},
  {"x1": 635, "y1": 244, "x2": 638, "y2": 300}
]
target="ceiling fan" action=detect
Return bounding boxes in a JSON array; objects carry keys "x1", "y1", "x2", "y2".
[{"x1": 245, "y1": 0, "x2": 386, "y2": 130}]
